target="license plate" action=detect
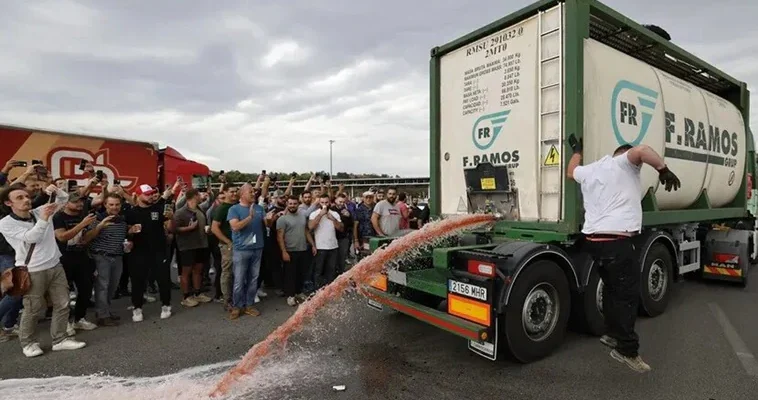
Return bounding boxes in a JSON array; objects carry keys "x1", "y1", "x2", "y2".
[
  {"x1": 367, "y1": 298, "x2": 383, "y2": 311},
  {"x1": 449, "y1": 280, "x2": 487, "y2": 301}
]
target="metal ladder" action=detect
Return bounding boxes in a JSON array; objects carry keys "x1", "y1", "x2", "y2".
[{"x1": 536, "y1": 4, "x2": 564, "y2": 222}]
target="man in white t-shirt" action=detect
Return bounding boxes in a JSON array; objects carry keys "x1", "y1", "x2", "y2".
[
  {"x1": 567, "y1": 134, "x2": 680, "y2": 374},
  {"x1": 308, "y1": 194, "x2": 344, "y2": 289}
]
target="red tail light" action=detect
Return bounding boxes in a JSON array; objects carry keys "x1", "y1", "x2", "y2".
[
  {"x1": 467, "y1": 260, "x2": 496, "y2": 277},
  {"x1": 748, "y1": 173, "x2": 753, "y2": 199}
]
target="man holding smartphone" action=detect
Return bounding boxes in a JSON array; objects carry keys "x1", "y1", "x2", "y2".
[
  {"x1": 0, "y1": 182, "x2": 86, "y2": 357},
  {"x1": 125, "y1": 183, "x2": 178, "y2": 323},
  {"x1": 82, "y1": 193, "x2": 136, "y2": 326},
  {"x1": 53, "y1": 192, "x2": 98, "y2": 331}
]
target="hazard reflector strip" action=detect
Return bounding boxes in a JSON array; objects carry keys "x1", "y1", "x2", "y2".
[
  {"x1": 703, "y1": 266, "x2": 743, "y2": 277},
  {"x1": 447, "y1": 293, "x2": 491, "y2": 327}
]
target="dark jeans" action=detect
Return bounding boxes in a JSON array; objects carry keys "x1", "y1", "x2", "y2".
[
  {"x1": 313, "y1": 248, "x2": 338, "y2": 289},
  {"x1": 283, "y1": 251, "x2": 309, "y2": 297},
  {"x1": 119, "y1": 253, "x2": 131, "y2": 293},
  {"x1": 582, "y1": 235, "x2": 641, "y2": 358},
  {"x1": 0, "y1": 255, "x2": 22, "y2": 329},
  {"x1": 208, "y1": 235, "x2": 222, "y2": 298},
  {"x1": 303, "y1": 245, "x2": 315, "y2": 293},
  {"x1": 336, "y1": 237, "x2": 351, "y2": 275},
  {"x1": 61, "y1": 251, "x2": 95, "y2": 321},
  {"x1": 130, "y1": 247, "x2": 171, "y2": 308},
  {"x1": 261, "y1": 244, "x2": 283, "y2": 290}
]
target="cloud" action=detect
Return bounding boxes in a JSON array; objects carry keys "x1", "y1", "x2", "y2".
[{"x1": 0, "y1": 0, "x2": 755, "y2": 178}]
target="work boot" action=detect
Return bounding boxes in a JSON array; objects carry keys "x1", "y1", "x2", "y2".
[
  {"x1": 244, "y1": 306, "x2": 260, "y2": 317},
  {"x1": 600, "y1": 335, "x2": 617, "y2": 348},
  {"x1": 229, "y1": 308, "x2": 241, "y2": 320},
  {"x1": 610, "y1": 350, "x2": 652, "y2": 373}
]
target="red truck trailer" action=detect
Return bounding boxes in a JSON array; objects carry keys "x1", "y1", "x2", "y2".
[{"x1": 0, "y1": 124, "x2": 210, "y2": 192}]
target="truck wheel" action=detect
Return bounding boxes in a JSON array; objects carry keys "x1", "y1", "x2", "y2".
[
  {"x1": 500, "y1": 260, "x2": 571, "y2": 363},
  {"x1": 639, "y1": 243, "x2": 672, "y2": 317},
  {"x1": 576, "y1": 266, "x2": 605, "y2": 336}
]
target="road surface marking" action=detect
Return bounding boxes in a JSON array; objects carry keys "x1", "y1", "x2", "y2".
[{"x1": 708, "y1": 302, "x2": 758, "y2": 377}]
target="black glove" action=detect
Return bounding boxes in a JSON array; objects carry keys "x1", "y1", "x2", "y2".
[
  {"x1": 567, "y1": 134, "x2": 582, "y2": 154},
  {"x1": 657, "y1": 166, "x2": 681, "y2": 192}
]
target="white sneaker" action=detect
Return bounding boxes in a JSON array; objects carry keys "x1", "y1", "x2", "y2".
[
  {"x1": 257, "y1": 289, "x2": 268, "y2": 298},
  {"x1": 286, "y1": 296, "x2": 297, "y2": 306},
  {"x1": 254, "y1": 295, "x2": 261, "y2": 304},
  {"x1": 52, "y1": 338, "x2": 86, "y2": 351},
  {"x1": 160, "y1": 306, "x2": 172, "y2": 320},
  {"x1": 74, "y1": 318, "x2": 98, "y2": 331},
  {"x1": 66, "y1": 322, "x2": 76, "y2": 336},
  {"x1": 144, "y1": 294, "x2": 156, "y2": 303},
  {"x1": 23, "y1": 343, "x2": 44, "y2": 358},
  {"x1": 132, "y1": 308, "x2": 144, "y2": 322},
  {"x1": 69, "y1": 291, "x2": 77, "y2": 300}
]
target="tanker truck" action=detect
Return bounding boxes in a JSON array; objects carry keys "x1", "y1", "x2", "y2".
[{"x1": 361, "y1": 0, "x2": 755, "y2": 364}]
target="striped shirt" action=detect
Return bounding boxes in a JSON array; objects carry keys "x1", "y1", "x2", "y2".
[{"x1": 85, "y1": 213, "x2": 128, "y2": 255}]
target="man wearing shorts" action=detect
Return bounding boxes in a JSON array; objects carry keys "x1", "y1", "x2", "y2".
[{"x1": 173, "y1": 189, "x2": 213, "y2": 307}]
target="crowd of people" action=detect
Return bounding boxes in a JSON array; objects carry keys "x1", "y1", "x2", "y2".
[{"x1": 0, "y1": 159, "x2": 430, "y2": 357}]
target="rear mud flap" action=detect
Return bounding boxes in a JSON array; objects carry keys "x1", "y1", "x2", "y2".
[{"x1": 468, "y1": 316, "x2": 498, "y2": 361}]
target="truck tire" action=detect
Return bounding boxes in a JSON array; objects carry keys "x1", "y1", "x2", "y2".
[
  {"x1": 500, "y1": 260, "x2": 571, "y2": 363},
  {"x1": 639, "y1": 243, "x2": 673, "y2": 317},
  {"x1": 575, "y1": 265, "x2": 605, "y2": 336}
]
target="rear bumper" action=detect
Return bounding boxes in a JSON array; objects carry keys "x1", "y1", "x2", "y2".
[{"x1": 362, "y1": 286, "x2": 489, "y2": 342}]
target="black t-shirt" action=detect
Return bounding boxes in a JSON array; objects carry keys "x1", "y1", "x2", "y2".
[
  {"x1": 52, "y1": 211, "x2": 87, "y2": 253},
  {"x1": 409, "y1": 206, "x2": 423, "y2": 229},
  {"x1": 125, "y1": 198, "x2": 168, "y2": 251},
  {"x1": 332, "y1": 206, "x2": 353, "y2": 240}
]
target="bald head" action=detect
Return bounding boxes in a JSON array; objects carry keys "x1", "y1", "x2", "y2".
[{"x1": 239, "y1": 183, "x2": 254, "y2": 205}]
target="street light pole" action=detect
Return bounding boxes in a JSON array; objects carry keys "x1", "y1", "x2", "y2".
[{"x1": 329, "y1": 139, "x2": 335, "y2": 177}]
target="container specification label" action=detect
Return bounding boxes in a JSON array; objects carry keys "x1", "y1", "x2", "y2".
[
  {"x1": 461, "y1": 32, "x2": 524, "y2": 117},
  {"x1": 439, "y1": 11, "x2": 542, "y2": 218}
]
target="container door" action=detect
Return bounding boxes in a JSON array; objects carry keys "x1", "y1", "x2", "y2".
[{"x1": 438, "y1": 4, "x2": 565, "y2": 222}]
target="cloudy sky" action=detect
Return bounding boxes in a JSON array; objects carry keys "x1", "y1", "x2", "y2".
[{"x1": 0, "y1": 0, "x2": 755, "y2": 177}]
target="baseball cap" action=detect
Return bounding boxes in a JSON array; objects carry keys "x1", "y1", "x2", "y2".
[
  {"x1": 362, "y1": 191, "x2": 375, "y2": 197},
  {"x1": 271, "y1": 189, "x2": 284, "y2": 198},
  {"x1": 136, "y1": 184, "x2": 156, "y2": 196}
]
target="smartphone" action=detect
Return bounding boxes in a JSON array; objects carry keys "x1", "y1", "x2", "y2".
[
  {"x1": 219, "y1": 170, "x2": 225, "y2": 175},
  {"x1": 49, "y1": 192, "x2": 57, "y2": 203},
  {"x1": 113, "y1": 179, "x2": 121, "y2": 185},
  {"x1": 67, "y1": 180, "x2": 77, "y2": 191},
  {"x1": 31, "y1": 160, "x2": 43, "y2": 166},
  {"x1": 79, "y1": 159, "x2": 87, "y2": 170},
  {"x1": 262, "y1": 169, "x2": 266, "y2": 175},
  {"x1": 291, "y1": 172, "x2": 297, "y2": 178},
  {"x1": 13, "y1": 161, "x2": 27, "y2": 167},
  {"x1": 96, "y1": 170, "x2": 104, "y2": 180}
]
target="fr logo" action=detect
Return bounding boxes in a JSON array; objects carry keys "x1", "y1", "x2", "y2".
[
  {"x1": 48, "y1": 148, "x2": 137, "y2": 190},
  {"x1": 611, "y1": 80, "x2": 659, "y2": 146},
  {"x1": 472, "y1": 110, "x2": 511, "y2": 150}
]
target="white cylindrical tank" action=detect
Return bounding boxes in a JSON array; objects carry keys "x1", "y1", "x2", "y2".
[{"x1": 582, "y1": 39, "x2": 746, "y2": 209}]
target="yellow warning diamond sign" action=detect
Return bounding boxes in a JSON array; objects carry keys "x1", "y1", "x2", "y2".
[{"x1": 543, "y1": 145, "x2": 560, "y2": 166}]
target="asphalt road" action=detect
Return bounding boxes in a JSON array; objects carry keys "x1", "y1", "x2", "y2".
[{"x1": 1, "y1": 270, "x2": 757, "y2": 400}]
